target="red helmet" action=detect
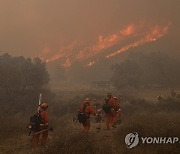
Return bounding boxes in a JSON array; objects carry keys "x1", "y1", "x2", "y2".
[
  {"x1": 40, "y1": 103, "x2": 48, "y2": 109},
  {"x1": 84, "y1": 98, "x2": 90, "y2": 102}
]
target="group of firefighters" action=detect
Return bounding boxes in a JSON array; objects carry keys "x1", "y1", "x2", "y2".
[
  {"x1": 30, "y1": 92, "x2": 123, "y2": 148},
  {"x1": 30, "y1": 89, "x2": 178, "y2": 148},
  {"x1": 78, "y1": 92, "x2": 123, "y2": 132}
]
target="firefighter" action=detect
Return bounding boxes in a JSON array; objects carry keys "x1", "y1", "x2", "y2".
[
  {"x1": 32, "y1": 103, "x2": 49, "y2": 148},
  {"x1": 102, "y1": 93, "x2": 116, "y2": 130},
  {"x1": 92, "y1": 99, "x2": 103, "y2": 129},
  {"x1": 95, "y1": 108, "x2": 103, "y2": 130},
  {"x1": 79, "y1": 98, "x2": 97, "y2": 132},
  {"x1": 111, "y1": 97, "x2": 120, "y2": 128}
]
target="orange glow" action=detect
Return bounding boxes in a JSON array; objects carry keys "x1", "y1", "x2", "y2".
[
  {"x1": 42, "y1": 45, "x2": 51, "y2": 54},
  {"x1": 106, "y1": 24, "x2": 170, "y2": 58},
  {"x1": 85, "y1": 61, "x2": 96, "y2": 67},
  {"x1": 40, "y1": 22, "x2": 170, "y2": 68},
  {"x1": 45, "y1": 53, "x2": 65, "y2": 62},
  {"x1": 41, "y1": 24, "x2": 136, "y2": 65},
  {"x1": 40, "y1": 41, "x2": 79, "y2": 63},
  {"x1": 63, "y1": 58, "x2": 71, "y2": 67},
  {"x1": 76, "y1": 24, "x2": 136, "y2": 60}
]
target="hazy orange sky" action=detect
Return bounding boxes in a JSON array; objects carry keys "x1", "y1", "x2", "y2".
[{"x1": 0, "y1": 0, "x2": 179, "y2": 59}]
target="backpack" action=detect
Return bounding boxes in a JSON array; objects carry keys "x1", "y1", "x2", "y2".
[
  {"x1": 78, "y1": 105, "x2": 87, "y2": 124},
  {"x1": 29, "y1": 113, "x2": 44, "y2": 132},
  {"x1": 102, "y1": 100, "x2": 111, "y2": 113}
]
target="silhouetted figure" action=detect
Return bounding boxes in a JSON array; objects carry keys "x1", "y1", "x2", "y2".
[
  {"x1": 171, "y1": 89, "x2": 176, "y2": 98},
  {"x1": 157, "y1": 94, "x2": 163, "y2": 102}
]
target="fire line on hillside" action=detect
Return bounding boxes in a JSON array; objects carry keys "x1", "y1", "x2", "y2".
[{"x1": 40, "y1": 22, "x2": 171, "y2": 68}]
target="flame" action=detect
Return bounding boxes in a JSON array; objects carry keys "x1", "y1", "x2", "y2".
[
  {"x1": 63, "y1": 58, "x2": 71, "y2": 67},
  {"x1": 45, "y1": 53, "x2": 66, "y2": 62},
  {"x1": 75, "y1": 24, "x2": 136, "y2": 61},
  {"x1": 85, "y1": 61, "x2": 96, "y2": 67},
  {"x1": 40, "y1": 41, "x2": 79, "y2": 63},
  {"x1": 41, "y1": 24, "x2": 136, "y2": 65},
  {"x1": 40, "y1": 22, "x2": 171, "y2": 68},
  {"x1": 106, "y1": 24, "x2": 170, "y2": 58}
]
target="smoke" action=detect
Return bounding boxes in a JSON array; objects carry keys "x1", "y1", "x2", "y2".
[
  {"x1": 41, "y1": 22, "x2": 170, "y2": 67},
  {"x1": 0, "y1": 0, "x2": 179, "y2": 59}
]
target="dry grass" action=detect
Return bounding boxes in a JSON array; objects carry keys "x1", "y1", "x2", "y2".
[
  {"x1": 0, "y1": 93, "x2": 180, "y2": 154},
  {"x1": 1, "y1": 112, "x2": 179, "y2": 154}
]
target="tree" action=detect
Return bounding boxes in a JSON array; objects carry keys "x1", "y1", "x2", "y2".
[
  {"x1": 0, "y1": 54, "x2": 49, "y2": 93},
  {"x1": 0, "y1": 53, "x2": 50, "y2": 114},
  {"x1": 111, "y1": 52, "x2": 180, "y2": 89},
  {"x1": 111, "y1": 60, "x2": 142, "y2": 89}
]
